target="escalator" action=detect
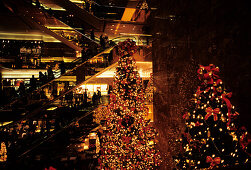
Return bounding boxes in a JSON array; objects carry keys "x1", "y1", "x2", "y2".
[
  {"x1": 33, "y1": 1, "x2": 101, "y2": 43},
  {"x1": 3, "y1": 0, "x2": 100, "y2": 51},
  {"x1": 1, "y1": 47, "x2": 113, "y2": 162},
  {"x1": 3, "y1": 102, "x2": 107, "y2": 168},
  {"x1": 1, "y1": 45, "x2": 116, "y2": 112},
  {"x1": 47, "y1": 0, "x2": 104, "y2": 31}
]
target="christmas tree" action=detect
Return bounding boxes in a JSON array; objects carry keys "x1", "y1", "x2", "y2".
[
  {"x1": 145, "y1": 73, "x2": 154, "y2": 103},
  {"x1": 98, "y1": 39, "x2": 161, "y2": 169},
  {"x1": 174, "y1": 64, "x2": 250, "y2": 169},
  {"x1": 0, "y1": 142, "x2": 7, "y2": 162}
]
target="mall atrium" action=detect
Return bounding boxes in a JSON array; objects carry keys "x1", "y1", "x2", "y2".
[{"x1": 0, "y1": 0, "x2": 250, "y2": 169}]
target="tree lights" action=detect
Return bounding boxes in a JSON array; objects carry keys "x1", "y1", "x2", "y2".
[
  {"x1": 173, "y1": 64, "x2": 250, "y2": 169},
  {"x1": 0, "y1": 142, "x2": 7, "y2": 162},
  {"x1": 98, "y1": 39, "x2": 161, "y2": 169}
]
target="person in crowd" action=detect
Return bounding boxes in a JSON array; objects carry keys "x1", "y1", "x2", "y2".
[
  {"x1": 48, "y1": 8, "x2": 52, "y2": 16},
  {"x1": 104, "y1": 35, "x2": 109, "y2": 48},
  {"x1": 60, "y1": 61, "x2": 66, "y2": 75},
  {"x1": 30, "y1": 75, "x2": 37, "y2": 91},
  {"x1": 92, "y1": 92, "x2": 97, "y2": 105},
  {"x1": 91, "y1": 29, "x2": 95, "y2": 40},
  {"x1": 108, "y1": 85, "x2": 112, "y2": 95},
  {"x1": 39, "y1": 71, "x2": 44, "y2": 85},
  {"x1": 44, "y1": 72, "x2": 48, "y2": 82},
  {"x1": 83, "y1": 89, "x2": 88, "y2": 106},
  {"x1": 100, "y1": 34, "x2": 105, "y2": 49},
  {"x1": 97, "y1": 89, "x2": 101, "y2": 104},
  {"x1": 81, "y1": 48, "x2": 87, "y2": 62},
  {"x1": 18, "y1": 81, "x2": 26, "y2": 96},
  {"x1": 47, "y1": 66, "x2": 54, "y2": 81}
]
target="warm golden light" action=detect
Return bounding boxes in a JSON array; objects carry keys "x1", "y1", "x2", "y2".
[{"x1": 121, "y1": 8, "x2": 136, "y2": 21}]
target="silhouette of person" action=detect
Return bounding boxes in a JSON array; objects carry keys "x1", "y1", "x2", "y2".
[
  {"x1": 18, "y1": 81, "x2": 26, "y2": 96},
  {"x1": 92, "y1": 92, "x2": 97, "y2": 105},
  {"x1": 97, "y1": 89, "x2": 101, "y2": 104},
  {"x1": 100, "y1": 34, "x2": 105, "y2": 49},
  {"x1": 30, "y1": 75, "x2": 37, "y2": 91}
]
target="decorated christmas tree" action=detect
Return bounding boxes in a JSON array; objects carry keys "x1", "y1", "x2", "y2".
[
  {"x1": 145, "y1": 73, "x2": 154, "y2": 103},
  {"x1": 174, "y1": 64, "x2": 250, "y2": 169},
  {"x1": 98, "y1": 39, "x2": 161, "y2": 169},
  {"x1": 0, "y1": 142, "x2": 7, "y2": 162}
]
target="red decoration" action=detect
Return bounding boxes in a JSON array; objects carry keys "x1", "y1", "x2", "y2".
[
  {"x1": 197, "y1": 64, "x2": 220, "y2": 85},
  {"x1": 221, "y1": 93, "x2": 232, "y2": 113},
  {"x1": 195, "y1": 121, "x2": 203, "y2": 126},
  {"x1": 99, "y1": 39, "x2": 161, "y2": 169},
  {"x1": 182, "y1": 112, "x2": 190, "y2": 119},
  {"x1": 239, "y1": 127, "x2": 251, "y2": 155},
  {"x1": 205, "y1": 107, "x2": 220, "y2": 121},
  {"x1": 45, "y1": 166, "x2": 57, "y2": 170},
  {"x1": 175, "y1": 64, "x2": 250, "y2": 169},
  {"x1": 206, "y1": 156, "x2": 221, "y2": 167}
]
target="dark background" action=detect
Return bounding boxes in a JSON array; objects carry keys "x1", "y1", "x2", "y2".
[{"x1": 149, "y1": 0, "x2": 250, "y2": 169}]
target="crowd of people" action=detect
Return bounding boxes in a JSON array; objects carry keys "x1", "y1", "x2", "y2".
[
  {"x1": 0, "y1": 109, "x2": 98, "y2": 169},
  {"x1": 62, "y1": 89, "x2": 103, "y2": 108},
  {"x1": 1, "y1": 25, "x2": 116, "y2": 108},
  {"x1": 0, "y1": 108, "x2": 80, "y2": 161},
  {"x1": 0, "y1": 90, "x2": 105, "y2": 162}
]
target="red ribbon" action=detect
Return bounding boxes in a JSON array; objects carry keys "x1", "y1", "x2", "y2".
[
  {"x1": 215, "y1": 79, "x2": 222, "y2": 86},
  {"x1": 239, "y1": 127, "x2": 251, "y2": 155},
  {"x1": 182, "y1": 112, "x2": 190, "y2": 119},
  {"x1": 196, "y1": 86, "x2": 203, "y2": 96},
  {"x1": 197, "y1": 64, "x2": 220, "y2": 85},
  {"x1": 205, "y1": 107, "x2": 220, "y2": 121},
  {"x1": 206, "y1": 156, "x2": 221, "y2": 167},
  {"x1": 230, "y1": 111, "x2": 239, "y2": 120},
  {"x1": 195, "y1": 121, "x2": 203, "y2": 126},
  {"x1": 221, "y1": 92, "x2": 232, "y2": 126}
]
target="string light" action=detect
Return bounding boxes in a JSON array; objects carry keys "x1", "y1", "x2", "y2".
[
  {"x1": 173, "y1": 64, "x2": 249, "y2": 169},
  {"x1": 98, "y1": 39, "x2": 161, "y2": 169}
]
